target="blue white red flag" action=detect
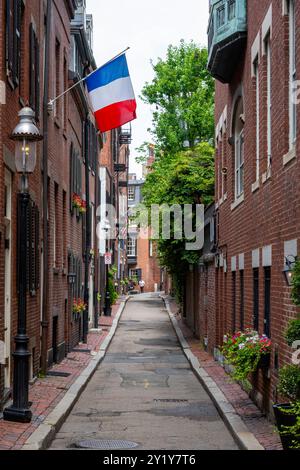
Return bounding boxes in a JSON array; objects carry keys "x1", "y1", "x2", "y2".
[{"x1": 86, "y1": 54, "x2": 137, "y2": 133}]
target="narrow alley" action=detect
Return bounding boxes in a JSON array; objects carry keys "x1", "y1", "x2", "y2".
[{"x1": 50, "y1": 294, "x2": 237, "y2": 450}]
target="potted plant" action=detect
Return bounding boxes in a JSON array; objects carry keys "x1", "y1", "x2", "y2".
[
  {"x1": 273, "y1": 364, "x2": 300, "y2": 450},
  {"x1": 221, "y1": 329, "x2": 272, "y2": 382},
  {"x1": 73, "y1": 298, "x2": 86, "y2": 319}
]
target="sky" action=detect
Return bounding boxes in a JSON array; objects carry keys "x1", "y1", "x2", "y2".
[{"x1": 86, "y1": 0, "x2": 209, "y2": 177}]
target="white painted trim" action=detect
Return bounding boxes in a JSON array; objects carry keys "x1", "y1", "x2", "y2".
[
  {"x1": 251, "y1": 180, "x2": 260, "y2": 193},
  {"x1": 231, "y1": 256, "x2": 237, "y2": 272},
  {"x1": 231, "y1": 193, "x2": 244, "y2": 211},
  {"x1": 283, "y1": 145, "x2": 296, "y2": 166},
  {"x1": 252, "y1": 249, "x2": 260, "y2": 268},
  {"x1": 282, "y1": 0, "x2": 288, "y2": 16},
  {"x1": 251, "y1": 32, "x2": 261, "y2": 76},
  {"x1": 262, "y1": 4, "x2": 273, "y2": 55},
  {"x1": 0, "y1": 81, "x2": 6, "y2": 105},
  {"x1": 239, "y1": 253, "x2": 245, "y2": 271},
  {"x1": 284, "y1": 239, "x2": 297, "y2": 260},
  {"x1": 262, "y1": 166, "x2": 272, "y2": 184},
  {"x1": 262, "y1": 245, "x2": 272, "y2": 267}
]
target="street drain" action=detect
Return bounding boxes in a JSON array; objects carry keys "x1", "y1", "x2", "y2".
[
  {"x1": 46, "y1": 371, "x2": 71, "y2": 377},
  {"x1": 154, "y1": 399, "x2": 188, "y2": 403},
  {"x1": 72, "y1": 440, "x2": 139, "y2": 450}
]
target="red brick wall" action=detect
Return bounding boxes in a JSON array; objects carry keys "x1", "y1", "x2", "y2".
[
  {"x1": 0, "y1": 0, "x2": 43, "y2": 405},
  {"x1": 213, "y1": 0, "x2": 300, "y2": 413}
]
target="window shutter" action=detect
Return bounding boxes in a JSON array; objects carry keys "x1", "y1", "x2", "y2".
[
  {"x1": 13, "y1": 0, "x2": 21, "y2": 86},
  {"x1": 6, "y1": 0, "x2": 13, "y2": 74},
  {"x1": 35, "y1": 33, "x2": 40, "y2": 119},
  {"x1": 35, "y1": 205, "x2": 40, "y2": 290},
  {"x1": 70, "y1": 144, "x2": 74, "y2": 213},
  {"x1": 29, "y1": 23, "x2": 35, "y2": 110}
]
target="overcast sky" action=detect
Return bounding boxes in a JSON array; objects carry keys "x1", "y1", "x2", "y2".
[{"x1": 86, "y1": 0, "x2": 209, "y2": 177}]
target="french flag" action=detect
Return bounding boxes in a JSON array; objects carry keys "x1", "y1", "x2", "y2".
[{"x1": 86, "y1": 54, "x2": 137, "y2": 133}]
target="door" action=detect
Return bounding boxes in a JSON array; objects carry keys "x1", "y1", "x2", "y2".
[
  {"x1": 52, "y1": 316, "x2": 58, "y2": 364},
  {"x1": 4, "y1": 170, "x2": 12, "y2": 389}
]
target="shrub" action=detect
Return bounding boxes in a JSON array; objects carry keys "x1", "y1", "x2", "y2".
[
  {"x1": 277, "y1": 365, "x2": 300, "y2": 401},
  {"x1": 284, "y1": 318, "x2": 300, "y2": 347}
]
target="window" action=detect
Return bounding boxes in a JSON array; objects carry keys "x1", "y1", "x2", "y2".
[
  {"x1": 228, "y1": 0, "x2": 236, "y2": 21},
  {"x1": 253, "y1": 268, "x2": 259, "y2": 331},
  {"x1": 128, "y1": 186, "x2": 135, "y2": 201},
  {"x1": 54, "y1": 38, "x2": 60, "y2": 117},
  {"x1": 63, "y1": 56, "x2": 67, "y2": 129},
  {"x1": 70, "y1": 143, "x2": 82, "y2": 214},
  {"x1": 216, "y1": 4, "x2": 225, "y2": 29},
  {"x1": 265, "y1": 35, "x2": 272, "y2": 166},
  {"x1": 235, "y1": 130, "x2": 244, "y2": 198},
  {"x1": 232, "y1": 272, "x2": 236, "y2": 333},
  {"x1": 254, "y1": 59, "x2": 260, "y2": 181},
  {"x1": 6, "y1": 0, "x2": 23, "y2": 87},
  {"x1": 289, "y1": 0, "x2": 296, "y2": 148},
  {"x1": 233, "y1": 98, "x2": 244, "y2": 199},
  {"x1": 264, "y1": 267, "x2": 271, "y2": 337},
  {"x1": 127, "y1": 237, "x2": 137, "y2": 257},
  {"x1": 149, "y1": 240, "x2": 153, "y2": 257},
  {"x1": 240, "y1": 270, "x2": 244, "y2": 330},
  {"x1": 29, "y1": 23, "x2": 40, "y2": 119}
]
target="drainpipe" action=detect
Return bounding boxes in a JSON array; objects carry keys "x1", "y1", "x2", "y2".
[
  {"x1": 41, "y1": 0, "x2": 51, "y2": 374},
  {"x1": 83, "y1": 117, "x2": 91, "y2": 343}
]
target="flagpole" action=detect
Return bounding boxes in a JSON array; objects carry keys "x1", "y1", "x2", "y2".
[{"x1": 48, "y1": 46, "x2": 130, "y2": 107}]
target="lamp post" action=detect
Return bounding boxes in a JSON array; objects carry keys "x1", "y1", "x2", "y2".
[{"x1": 3, "y1": 107, "x2": 42, "y2": 423}]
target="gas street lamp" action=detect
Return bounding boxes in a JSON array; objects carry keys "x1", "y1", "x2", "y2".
[
  {"x1": 3, "y1": 107, "x2": 43, "y2": 423},
  {"x1": 283, "y1": 255, "x2": 297, "y2": 287}
]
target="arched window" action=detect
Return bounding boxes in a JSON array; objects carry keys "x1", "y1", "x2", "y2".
[{"x1": 233, "y1": 97, "x2": 244, "y2": 199}]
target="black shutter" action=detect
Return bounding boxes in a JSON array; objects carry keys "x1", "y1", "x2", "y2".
[
  {"x1": 70, "y1": 144, "x2": 74, "y2": 213},
  {"x1": 264, "y1": 267, "x2": 271, "y2": 337},
  {"x1": 6, "y1": 0, "x2": 13, "y2": 75},
  {"x1": 82, "y1": 212, "x2": 86, "y2": 257},
  {"x1": 35, "y1": 205, "x2": 40, "y2": 290},
  {"x1": 29, "y1": 23, "x2": 35, "y2": 110},
  {"x1": 13, "y1": 0, "x2": 21, "y2": 86},
  {"x1": 35, "y1": 31, "x2": 40, "y2": 118},
  {"x1": 253, "y1": 269, "x2": 259, "y2": 331}
]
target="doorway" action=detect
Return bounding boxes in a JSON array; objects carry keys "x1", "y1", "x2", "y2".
[{"x1": 52, "y1": 316, "x2": 58, "y2": 364}]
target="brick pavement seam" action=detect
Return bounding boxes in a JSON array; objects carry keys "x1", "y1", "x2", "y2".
[
  {"x1": 21, "y1": 297, "x2": 129, "y2": 450},
  {"x1": 162, "y1": 296, "x2": 264, "y2": 451}
]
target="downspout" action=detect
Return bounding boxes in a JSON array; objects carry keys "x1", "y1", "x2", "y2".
[
  {"x1": 41, "y1": 0, "x2": 51, "y2": 374},
  {"x1": 83, "y1": 116, "x2": 91, "y2": 343}
]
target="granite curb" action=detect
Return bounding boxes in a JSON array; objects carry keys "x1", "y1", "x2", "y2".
[
  {"x1": 22, "y1": 297, "x2": 129, "y2": 450},
  {"x1": 162, "y1": 296, "x2": 264, "y2": 451}
]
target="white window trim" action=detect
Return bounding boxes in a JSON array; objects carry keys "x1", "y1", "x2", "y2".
[
  {"x1": 251, "y1": 32, "x2": 261, "y2": 76},
  {"x1": 262, "y1": 4, "x2": 272, "y2": 54},
  {"x1": 265, "y1": 35, "x2": 272, "y2": 167},
  {"x1": 289, "y1": 0, "x2": 297, "y2": 150},
  {"x1": 235, "y1": 129, "x2": 244, "y2": 199},
  {"x1": 254, "y1": 59, "x2": 260, "y2": 181}
]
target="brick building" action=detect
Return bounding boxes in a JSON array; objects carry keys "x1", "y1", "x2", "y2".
[
  {"x1": 0, "y1": 0, "x2": 131, "y2": 412},
  {"x1": 128, "y1": 173, "x2": 161, "y2": 293},
  {"x1": 204, "y1": 0, "x2": 300, "y2": 414}
]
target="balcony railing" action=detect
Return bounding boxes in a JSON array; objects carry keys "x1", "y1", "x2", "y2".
[
  {"x1": 119, "y1": 124, "x2": 132, "y2": 145},
  {"x1": 207, "y1": 0, "x2": 247, "y2": 83}
]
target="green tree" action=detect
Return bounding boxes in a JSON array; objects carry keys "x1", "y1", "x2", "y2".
[
  {"x1": 141, "y1": 40, "x2": 214, "y2": 155},
  {"x1": 142, "y1": 143, "x2": 215, "y2": 303}
]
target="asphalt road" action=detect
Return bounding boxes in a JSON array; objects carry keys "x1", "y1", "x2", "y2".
[{"x1": 50, "y1": 294, "x2": 238, "y2": 450}]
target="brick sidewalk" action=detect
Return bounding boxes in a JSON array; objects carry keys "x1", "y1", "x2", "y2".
[
  {"x1": 0, "y1": 299, "x2": 124, "y2": 450},
  {"x1": 167, "y1": 297, "x2": 283, "y2": 451}
]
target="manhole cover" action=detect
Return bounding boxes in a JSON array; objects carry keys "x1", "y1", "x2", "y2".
[{"x1": 73, "y1": 440, "x2": 139, "y2": 450}]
